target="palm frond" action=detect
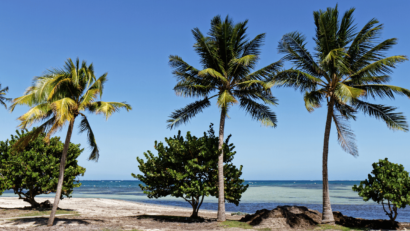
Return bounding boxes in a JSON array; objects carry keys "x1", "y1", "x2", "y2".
[
  {"x1": 273, "y1": 69, "x2": 323, "y2": 92},
  {"x1": 32, "y1": 75, "x2": 57, "y2": 103},
  {"x1": 352, "y1": 99, "x2": 408, "y2": 131},
  {"x1": 239, "y1": 97, "x2": 277, "y2": 127},
  {"x1": 88, "y1": 73, "x2": 107, "y2": 99},
  {"x1": 87, "y1": 101, "x2": 132, "y2": 120},
  {"x1": 50, "y1": 97, "x2": 77, "y2": 124},
  {"x1": 192, "y1": 27, "x2": 226, "y2": 76},
  {"x1": 17, "y1": 103, "x2": 53, "y2": 129},
  {"x1": 334, "y1": 99, "x2": 357, "y2": 120},
  {"x1": 337, "y1": 7, "x2": 356, "y2": 47},
  {"x1": 217, "y1": 90, "x2": 237, "y2": 108},
  {"x1": 198, "y1": 68, "x2": 228, "y2": 83},
  {"x1": 237, "y1": 80, "x2": 272, "y2": 90},
  {"x1": 79, "y1": 88, "x2": 99, "y2": 110},
  {"x1": 242, "y1": 60, "x2": 283, "y2": 81},
  {"x1": 321, "y1": 48, "x2": 347, "y2": 65},
  {"x1": 334, "y1": 83, "x2": 366, "y2": 103},
  {"x1": 66, "y1": 58, "x2": 80, "y2": 88},
  {"x1": 173, "y1": 82, "x2": 213, "y2": 98},
  {"x1": 344, "y1": 75, "x2": 390, "y2": 85},
  {"x1": 79, "y1": 114, "x2": 100, "y2": 161},
  {"x1": 355, "y1": 84, "x2": 410, "y2": 100},
  {"x1": 0, "y1": 84, "x2": 11, "y2": 109},
  {"x1": 304, "y1": 90, "x2": 323, "y2": 112},
  {"x1": 313, "y1": 6, "x2": 340, "y2": 61},
  {"x1": 169, "y1": 55, "x2": 200, "y2": 78},
  {"x1": 242, "y1": 33, "x2": 265, "y2": 57},
  {"x1": 279, "y1": 32, "x2": 324, "y2": 78},
  {"x1": 12, "y1": 116, "x2": 57, "y2": 152},
  {"x1": 231, "y1": 55, "x2": 258, "y2": 67},
  {"x1": 351, "y1": 38, "x2": 398, "y2": 72},
  {"x1": 167, "y1": 97, "x2": 213, "y2": 129},
  {"x1": 333, "y1": 114, "x2": 358, "y2": 156},
  {"x1": 47, "y1": 76, "x2": 75, "y2": 102},
  {"x1": 347, "y1": 18, "x2": 382, "y2": 66},
  {"x1": 233, "y1": 88, "x2": 277, "y2": 106},
  {"x1": 352, "y1": 55, "x2": 408, "y2": 78}
]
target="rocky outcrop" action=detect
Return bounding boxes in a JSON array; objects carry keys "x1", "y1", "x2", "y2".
[
  {"x1": 240, "y1": 206, "x2": 410, "y2": 230},
  {"x1": 333, "y1": 211, "x2": 409, "y2": 230},
  {"x1": 240, "y1": 206, "x2": 321, "y2": 229}
]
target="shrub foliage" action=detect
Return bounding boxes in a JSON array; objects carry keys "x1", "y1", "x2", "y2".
[
  {"x1": 353, "y1": 158, "x2": 410, "y2": 221},
  {"x1": 0, "y1": 128, "x2": 86, "y2": 207},
  {"x1": 133, "y1": 124, "x2": 248, "y2": 218}
]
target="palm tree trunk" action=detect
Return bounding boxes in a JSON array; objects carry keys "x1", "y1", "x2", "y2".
[
  {"x1": 217, "y1": 108, "x2": 226, "y2": 222},
  {"x1": 47, "y1": 119, "x2": 75, "y2": 226},
  {"x1": 322, "y1": 99, "x2": 335, "y2": 224}
]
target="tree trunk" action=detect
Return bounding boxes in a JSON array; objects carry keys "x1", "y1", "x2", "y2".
[
  {"x1": 191, "y1": 204, "x2": 199, "y2": 218},
  {"x1": 22, "y1": 196, "x2": 40, "y2": 208},
  {"x1": 217, "y1": 108, "x2": 226, "y2": 222},
  {"x1": 322, "y1": 99, "x2": 335, "y2": 224},
  {"x1": 47, "y1": 119, "x2": 75, "y2": 226}
]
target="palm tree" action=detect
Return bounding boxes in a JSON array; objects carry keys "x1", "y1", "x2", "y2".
[
  {"x1": 167, "y1": 15, "x2": 282, "y2": 221},
  {"x1": 275, "y1": 5, "x2": 409, "y2": 224},
  {"x1": 10, "y1": 58, "x2": 132, "y2": 226},
  {"x1": 0, "y1": 84, "x2": 11, "y2": 109}
]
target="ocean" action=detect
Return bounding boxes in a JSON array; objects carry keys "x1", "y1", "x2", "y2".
[{"x1": 2, "y1": 180, "x2": 409, "y2": 222}]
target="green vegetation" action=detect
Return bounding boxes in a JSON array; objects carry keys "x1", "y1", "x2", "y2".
[
  {"x1": 133, "y1": 124, "x2": 248, "y2": 218},
  {"x1": 21, "y1": 209, "x2": 78, "y2": 217},
  {"x1": 274, "y1": 5, "x2": 409, "y2": 223},
  {"x1": 219, "y1": 220, "x2": 271, "y2": 230},
  {"x1": 0, "y1": 128, "x2": 85, "y2": 208},
  {"x1": 167, "y1": 15, "x2": 281, "y2": 221},
  {"x1": 0, "y1": 83, "x2": 11, "y2": 109},
  {"x1": 353, "y1": 158, "x2": 410, "y2": 221},
  {"x1": 219, "y1": 220, "x2": 254, "y2": 229},
  {"x1": 10, "y1": 58, "x2": 132, "y2": 226}
]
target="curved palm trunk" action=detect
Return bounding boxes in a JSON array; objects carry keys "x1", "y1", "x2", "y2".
[
  {"x1": 47, "y1": 119, "x2": 75, "y2": 226},
  {"x1": 217, "y1": 108, "x2": 226, "y2": 222},
  {"x1": 322, "y1": 99, "x2": 335, "y2": 224}
]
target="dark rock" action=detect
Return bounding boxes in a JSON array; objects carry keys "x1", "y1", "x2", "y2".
[
  {"x1": 240, "y1": 206, "x2": 410, "y2": 230},
  {"x1": 333, "y1": 211, "x2": 403, "y2": 230},
  {"x1": 38, "y1": 200, "x2": 52, "y2": 209},
  {"x1": 240, "y1": 206, "x2": 321, "y2": 229}
]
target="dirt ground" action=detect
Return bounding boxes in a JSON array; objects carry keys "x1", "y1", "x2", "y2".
[
  {"x1": 0, "y1": 197, "x2": 248, "y2": 230},
  {"x1": 0, "y1": 197, "x2": 406, "y2": 231}
]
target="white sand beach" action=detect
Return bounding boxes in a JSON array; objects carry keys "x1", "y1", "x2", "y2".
[{"x1": 0, "y1": 197, "x2": 244, "y2": 230}]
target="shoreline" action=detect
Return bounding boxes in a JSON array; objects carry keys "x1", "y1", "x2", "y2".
[
  {"x1": 0, "y1": 197, "x2": 409, "y2": 230},
  {"x1": 0, "y1": 195, "x2": 231, "y2": 214}
]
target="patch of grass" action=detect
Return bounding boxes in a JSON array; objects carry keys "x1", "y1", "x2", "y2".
[
  {"x1": 22, "y1": 209, "x2": 78, "y2": 217},
  {"x1": 315, "y1": 224, "x2": 368, "y2": 230},
  {"x1": 219, "y1": 220, "x2": 254, "y2": 229},
  {"x1": 219, "y1": 220, "x2": 270, "y2": 230}
]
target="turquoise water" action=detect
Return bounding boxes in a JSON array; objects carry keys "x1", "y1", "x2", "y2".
[{"x1": 2, "y1": 180, "x2": 409, "y2": 222}]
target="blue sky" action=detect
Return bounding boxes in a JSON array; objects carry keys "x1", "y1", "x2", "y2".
[{"x1": 0, "y1": 0, "x2": 409, "y2": 180}]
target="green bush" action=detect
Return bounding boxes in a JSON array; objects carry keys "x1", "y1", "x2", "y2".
[
  {"x1": 132, "y1": 124, "x2": 248, "y2": 218},
  {"x1": 353, "y1": 158, "x2": 410, "y2": 221},
  {"x1": 0, "y1": 128, "x2": 86, "y2": 208}
]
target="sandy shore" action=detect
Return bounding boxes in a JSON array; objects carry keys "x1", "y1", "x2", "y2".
[{"x1": 0, "y1": 197, "x2": 244, "y2": 230}]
